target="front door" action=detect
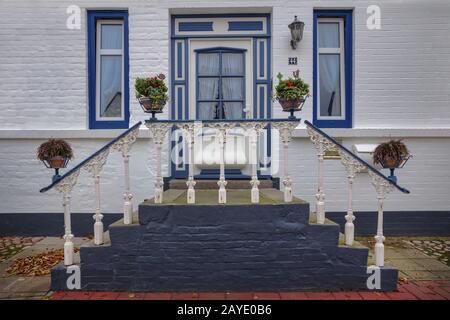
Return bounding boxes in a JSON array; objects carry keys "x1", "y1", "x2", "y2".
[{"x1": 189, "y1": 39, "x2": 253, "y2": 177}]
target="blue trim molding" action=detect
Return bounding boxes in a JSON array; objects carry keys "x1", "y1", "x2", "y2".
[
  {"x1": 179, "y1": 21, "x2": 213, "y2": 32},
  {"x1": 170, "y1": 13, "x2": 272, "y2": 179},
  {"x1": 87, "y1": 10, "x2": 129, "y2": 129},
  {"x1": 228, "y1": 21, "x2": 263, "y2": 31},
  {"x1": 313, "y1": 10, "x2": 353, "y2": 128}
]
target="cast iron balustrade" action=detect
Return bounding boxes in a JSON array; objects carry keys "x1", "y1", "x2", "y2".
[{"x1": 40, "y1": 117, "x2": 409, "y2": 269}]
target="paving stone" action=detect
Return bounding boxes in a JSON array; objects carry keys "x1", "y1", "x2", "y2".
[
  {"x1": 305, "y1": 292, "x2": 335, "y2": 300},
  {"x1": 331, "y1": 292, "x2": 363, "y2": 300},
  {"x1": 198, "y1": 292, "x2": 227, "y2": 300},
  {"x1": 172, "y1": 292, "x2": 198, "y2": 300},
  {"x1": 279, "y1": 292, "x2": 308, "y2": 300},
  {"x1": 225, "y1": 292, "x2": 253, "y2": 300},
  {"x1": 144, "y1": 292, "x2": 173, "y2": 300}
]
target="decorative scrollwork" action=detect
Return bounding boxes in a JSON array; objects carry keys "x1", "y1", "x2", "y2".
[
  {"x1": 54, "y1": 169, "x2": 80, "y2": 194},
  {"x1": 306, "y1": 126, "x2": 336, "y2": 154},
  {"x1": 83, "y1": 149, "x2": 110, "y2": 177},
  {"x1": 112, "y1": 126, "x2": 140, "y2": 157},
  {"x1": 340, "y1": 151, "x2": 368, "y2": 177},
  {"x1": 145, "y1": 123, "x2": 173, "y2": 144},
  {"x1": 369, "y1": 170, "x2": 395, "y2": 197},
  {"x1": 272, "y1": 121, "x2": 300, "y2": 144}
]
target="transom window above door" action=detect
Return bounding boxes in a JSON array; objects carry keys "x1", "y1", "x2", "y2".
[{"x1": 195, "y1": 47, "x2": 246, "y2": 120}]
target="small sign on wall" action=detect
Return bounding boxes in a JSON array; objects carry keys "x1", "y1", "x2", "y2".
[{"x1": 288, "y1": 57, "x2": 298, "y2": 65}]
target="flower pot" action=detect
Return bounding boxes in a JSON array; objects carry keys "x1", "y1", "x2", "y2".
[
  {"x1": 278, "y1": 97, "x2": 306, "y2": 111},
  {"x1": 381, "y1": 156, "x2": 399, "y2": 169},
  {"x1": 48, "y1": 156, "x2": 66, "y2": 169},
  {"x1": 138, "y1": 97, "x2": 165, "y2": 113}
]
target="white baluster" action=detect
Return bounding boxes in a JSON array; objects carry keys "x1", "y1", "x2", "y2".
[
  {"x1": 123, "y1": 151, "x2": 133, "y2": 224},
  {"x1": 306, "y1": 126, "x2": 334, "y2": 223},
  {"x1": 84, "y1": 150, "x2": 109, "y2": 245},
  {"x1": 146, "y1": 123, "x2": 172, "y2": 204},
  {"x1": 369, "y1": 171, "x2": 394, "y2": 267},
  {"x1": 113, "y1": 128, "x2": 139, "y2": 224},
  {"x1": 180, "y1": 123, "x2": 197, "y2": 204},
  {"x1": 340, "y1": 151, "x2": 367, "y2": 245},
  {"x1": 241, "y1": 122, "x2": 266, "y2": 204},
  {"x1": 218, "y1": 128, "x2": 227, "y2": 204},
  {"x1": 272, "y1": 121, "x2": 299, "y2": 203},
  {"x1": 55, "y1": 170, "x2": 80, "y2": 266}
]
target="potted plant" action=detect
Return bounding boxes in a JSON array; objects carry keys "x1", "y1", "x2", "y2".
[
  {"x1": 37, "y1": 139, "x2": 73, "y2": 182},
  {"x1": 373, "y1": 139, "x2": 411, "y2": 182},
  {"x1": 135, "y1": 73, "x2": 168, "y2": 119},
  {"x1": 274, "y1": 70, "x2": 310, "y2": 117}
]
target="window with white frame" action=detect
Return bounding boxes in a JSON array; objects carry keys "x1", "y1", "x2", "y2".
[
  {"x1": 88, "y1": 11, "x2": 129, "y2": 129},
  {"x1": 96, "y1": 20, "x2": 124, "y2": 120},
  {"x1": 313, "y1": 10, "x2": 352, "y2": 128}
]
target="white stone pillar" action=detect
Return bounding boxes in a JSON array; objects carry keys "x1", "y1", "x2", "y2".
[
  {"x1": 55, "y1": 170, "x2": 80, "y2": 266},
  {"x1": 306, "y1": 126, "x2": 335, "y2": 224},
  {"x1": 340, "y1": 151, "x2": 367, "y2": 246},
  {"x1": 146, "y1": 123, "x2": 172, "y2": 204},
  {"x1": 369, "y1": 170, "x2": 394, "y2": 267},
  {"x1": 272, "y1": 121, "x2": 299, "y2": 203},
  {"x1": 241, "y1": 121, "x2": 266, "y2": 204},
  {"x1": 113, "y1": 128, "x2": 139, "y2": 225},
  {"x1": 84, "y1": 150, "x2": 109, "y2": 245},
  {"x1": 180, "y1": 123, "x2": 197, "y2": 204}
]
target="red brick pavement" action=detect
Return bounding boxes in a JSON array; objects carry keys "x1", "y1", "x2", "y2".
[{"x1": 50, "y1": 280, "x2": 450, "y2": 300}]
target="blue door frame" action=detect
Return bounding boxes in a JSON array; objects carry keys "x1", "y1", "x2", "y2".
[{"x1": 170, "y1": 14, "x2": 272, "y2": 180}]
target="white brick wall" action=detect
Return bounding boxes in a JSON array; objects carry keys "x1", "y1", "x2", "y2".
[{"x1": 0, "y1": 0, "x2": 449, "y2": 214}]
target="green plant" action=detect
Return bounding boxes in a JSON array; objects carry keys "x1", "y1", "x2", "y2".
[
  {"x1": 274, "y1": 70, "x2": 310, "y2": 100},
  {"x1": 373, "y1": 139, "x2": 409, "y2": 165},
  {"x1": 36, "y1": 139, "x2": 73, "y2": 161},
  {"x1": 135, "y1": 73, "x2": 168, "y2": 102}
]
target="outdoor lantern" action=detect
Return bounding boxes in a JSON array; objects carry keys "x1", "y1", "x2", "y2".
[{"x1": 288, "y1": 15, "x2": 305, "y2": 49}]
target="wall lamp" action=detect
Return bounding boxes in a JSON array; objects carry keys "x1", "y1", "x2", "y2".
[{"x1": 288, "y1": 15, "x2": 305, "y2": 49}]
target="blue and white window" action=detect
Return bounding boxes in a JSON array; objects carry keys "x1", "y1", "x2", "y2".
[
  {"x1": 88, "y1": 11, "x2": 129, "y2": 129},
  {"x1": 313, "y1": 10, "x2": 353, "y2": 128},
  {"x1": 196, "y1": 47, "x2": 246, "y2": 120}
]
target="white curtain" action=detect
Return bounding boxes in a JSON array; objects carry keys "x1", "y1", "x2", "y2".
[
  {"x1": 198, "y1": 53, "x2": 219, "y2": 120},
  {"x1": 319, "y1": 54, "x2": 341, "y2": 117},
  {"x1": 222, "y1": 53, "x2": 244, "y2": 119},
  {"x1": 100, "y1": 56, "x2": 122, "y2": 117},
  {"x1": 101, "y1": 24, "x2": 122, "y2": 49}
]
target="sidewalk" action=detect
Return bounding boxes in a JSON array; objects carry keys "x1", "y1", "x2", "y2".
[{"x1": 1, "y1": 236, "x2": 449, "y2": 300}]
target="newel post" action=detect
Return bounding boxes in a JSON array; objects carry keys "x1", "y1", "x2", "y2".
[
  {"x1": 369, "y1": 171, "x2": 394, "y2": 267},
  {"x1": 180, "y1": 122, "x2": 198, "y2": 204},
  {"x1": 306, "y1": 126, "x2": 335, "y2": 224},
  {"x1": 55, "y1": 170, "x2": 80, "y2": 266},
  {"x1": 146, "y1": 122, "x2": 172, "y2": 204},
  {"x1": 272, "y1": 121, "x2": 299, "y2": 203},
  {"x1": 241, "y1": 121, "x2": 266, "y2": 203},
  {"x1": 113, "y1": 127, "x2": 139, "y2": 225},
  {"x1": 339, "y1": 151, "x2": 367, "y2": 245},
  {"x1": 84, "y1": 149, "x2": 110, "y2": 245}
]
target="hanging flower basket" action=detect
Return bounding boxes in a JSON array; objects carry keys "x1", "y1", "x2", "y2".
[{"x1": 278, "y1": 96, "x2": 306, "y2": 112}]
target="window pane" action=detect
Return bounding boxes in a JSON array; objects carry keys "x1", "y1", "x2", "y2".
[
  {"x1": 101, "y1": 24, "x2": 122, "y2": 49},
  {"x1": 198, "y1": 53, "x2": 219, "y2": 76},
  {"x1": 198, "y1": 102, "x2": 220, "y2": 120},
  {"x1": 222, "y1": 78, "x2": 244, "y2": 100},
  {"x1": 222, "y1": 53, "x2": 244, "y2": 75},
  {"x1": 319, "y1": 54, "x2": 341, "y2": 117},
  {"x1": 100, "y1": 55, "x2": 122, "y2": 118},
  {"x1": 223, "y1": 102, "x2": 243, "y2": 120},
  {"x1": 318, "y1": 22, "x2": 339, "y2": 48},
  {"x1": 198, "y1": 78, "x2": 219, "y2": 100}
]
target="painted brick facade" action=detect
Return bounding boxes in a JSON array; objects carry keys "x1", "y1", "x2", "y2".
[{"x1": 0, "y1": 0, "x2": 449, "y2": 214}]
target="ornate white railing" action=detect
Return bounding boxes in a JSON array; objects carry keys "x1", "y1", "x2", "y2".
[
  {"x1": 40, "y1": 122, "x2": 141, "y2": 265},
  {"x1": 40, "y1": 117, "x2": 409, "y2": 269},
  {"x1": 305, "y1": 120, "x2": 410, "y2": 266},
  {"x1": 144, "y1": 118, "x2": 301, "y2": 205}
]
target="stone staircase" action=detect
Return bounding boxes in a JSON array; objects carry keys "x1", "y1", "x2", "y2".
[{"x1": 52, "y1": 189, "x2": 398, "y2": 292}]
